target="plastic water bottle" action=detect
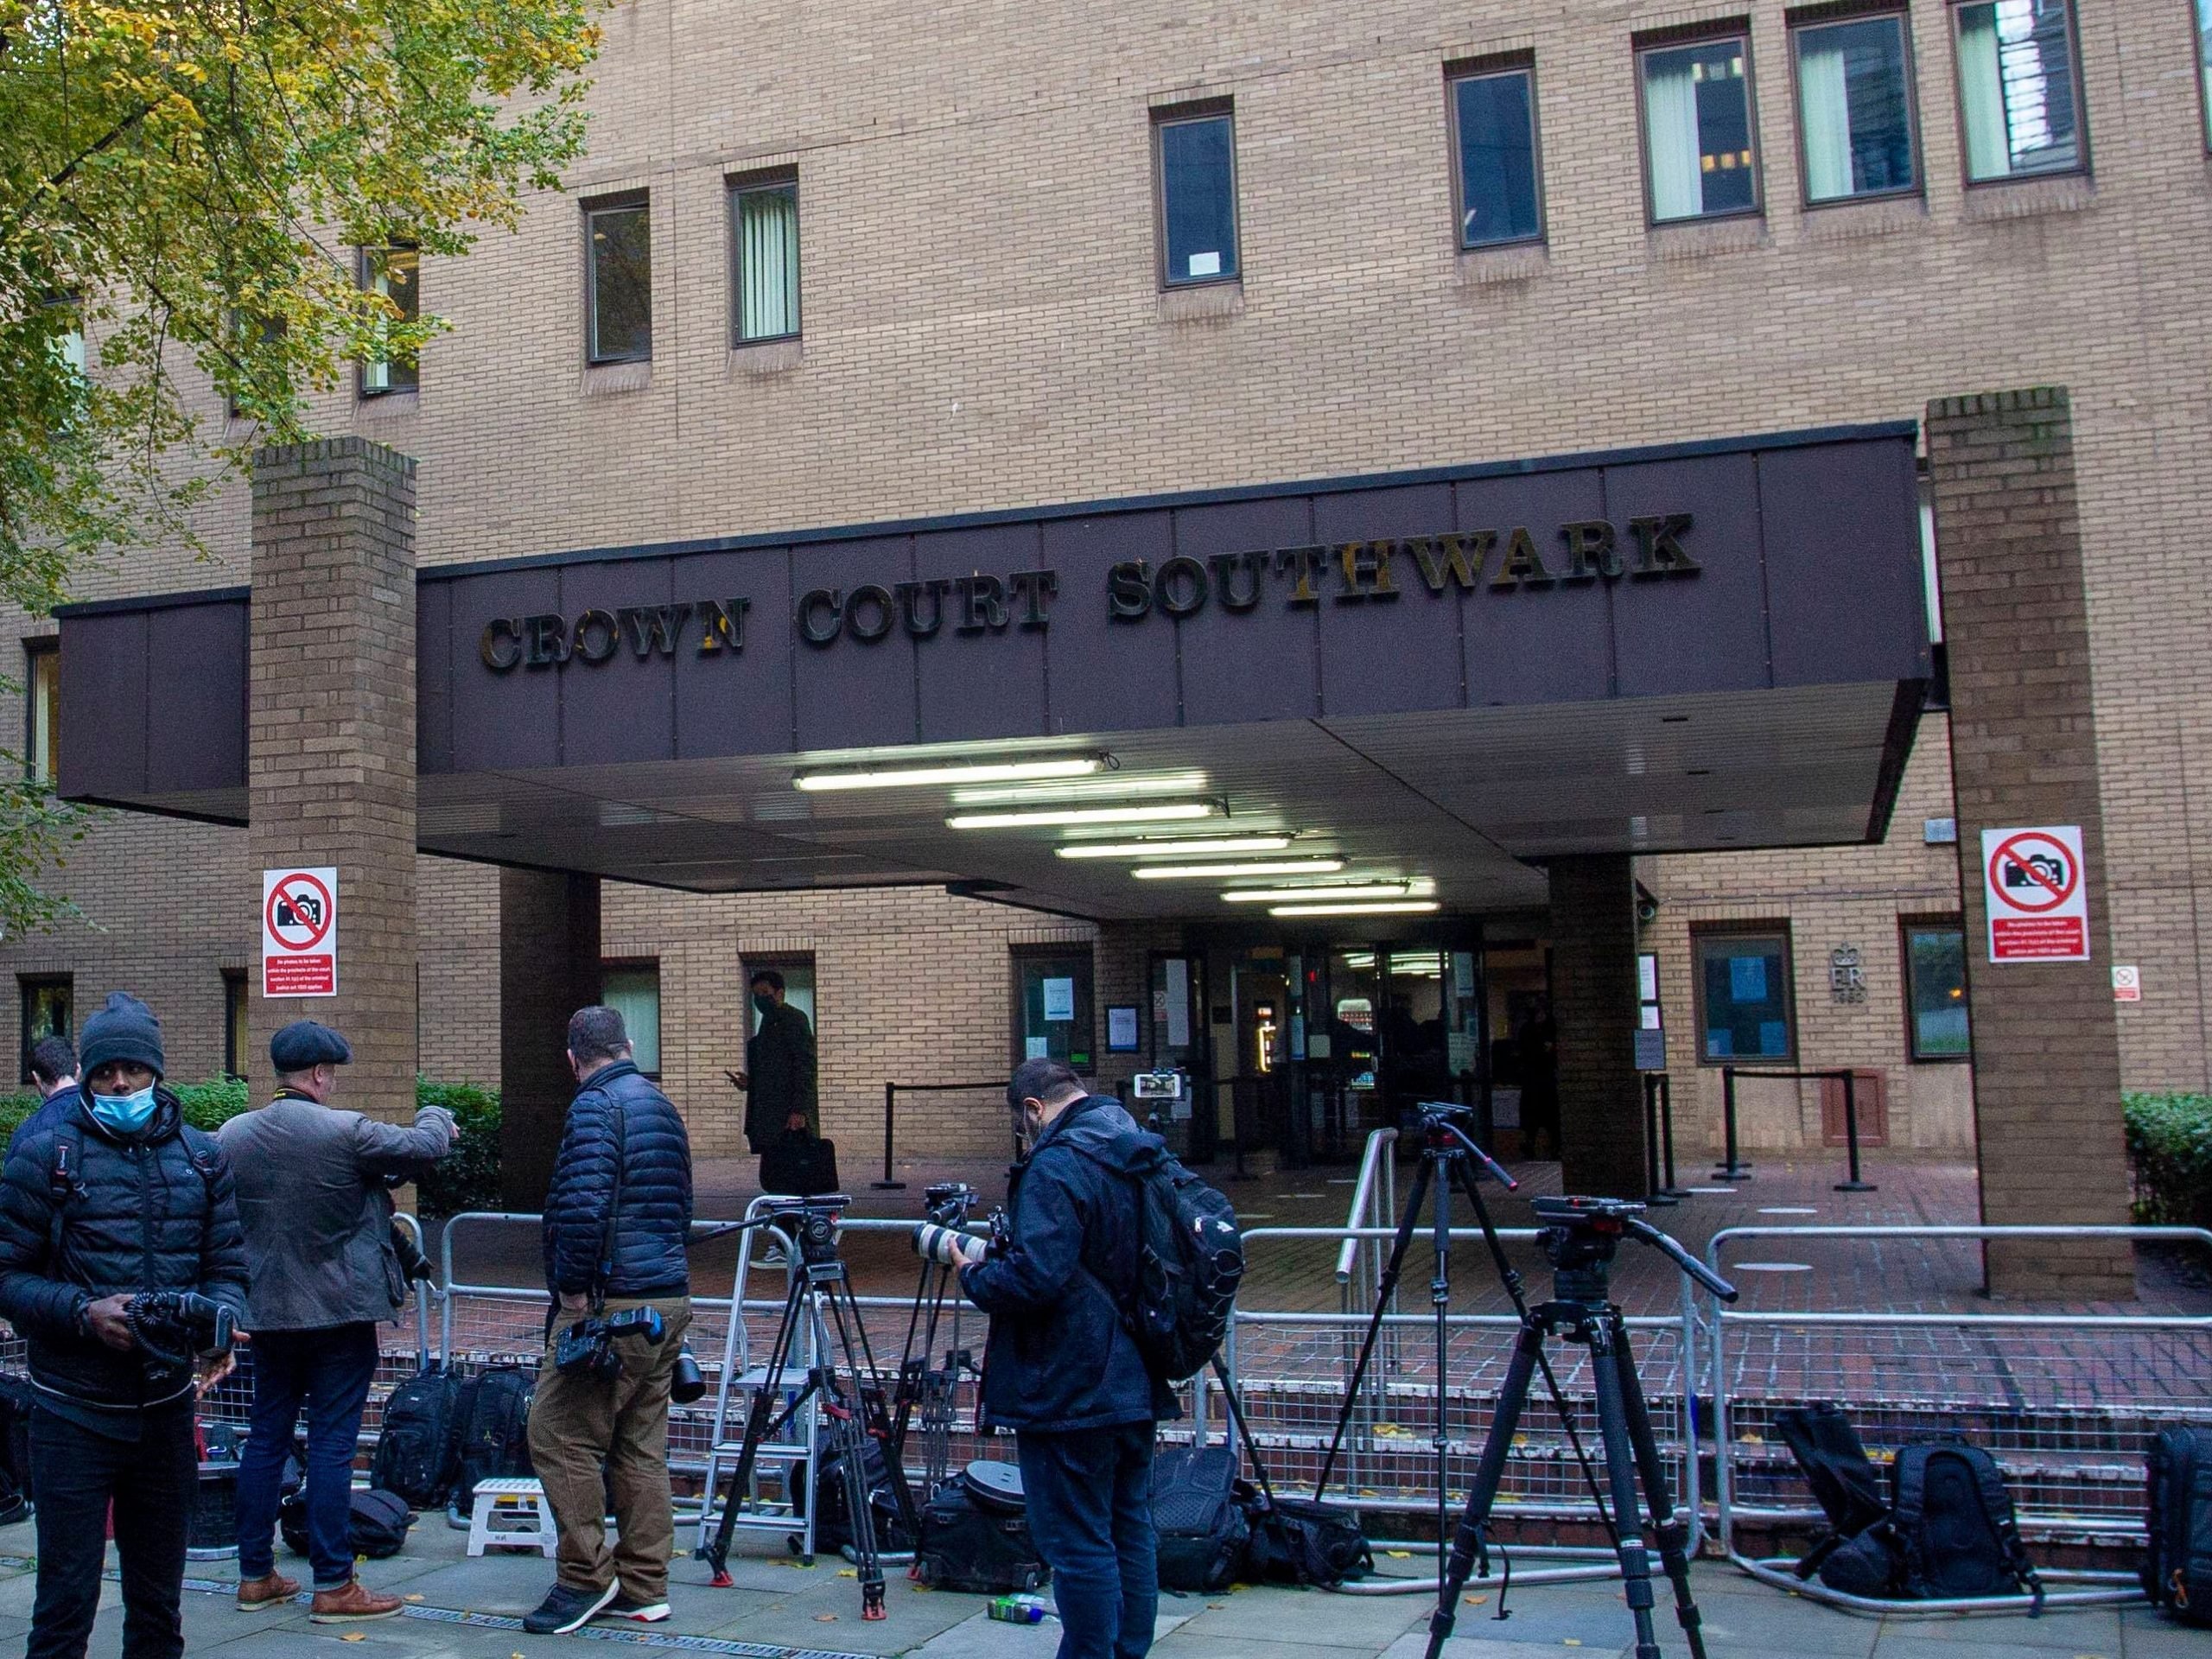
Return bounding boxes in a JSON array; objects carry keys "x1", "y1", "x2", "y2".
[{"x1": 987, "y1": 1594, "x2": 1051, "y2": 1624}]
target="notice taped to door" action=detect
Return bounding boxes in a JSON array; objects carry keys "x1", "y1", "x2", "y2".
[
  {"x1": 263, "y1": 867, "x2": 338, "y2": 996},
  {"x1": 1980, "y1": 827, "x2": 2088, "y2": 963}
]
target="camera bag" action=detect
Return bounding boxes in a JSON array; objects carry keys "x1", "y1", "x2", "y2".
[
  {"x1": 447, "y1": 1366, "x2": 535, "y2": 1519},
  {"x1": 281, "y1": 1486, "x2": 416, "y2": 1560},
  {"x1": 913, "y1": 1463, "x2": 1048, "y2": 1594},
  {"x1": 369, "y1": 1364, "x2": 463, "y2": 1511},
  {"x1": 1152, "y1": 1440, "x2": 1249, "y2": 1592},
  {"x1": 1210, "y1": 1355, "x2": 1370, "y2": 1588},
  {"x1": 796, "y1": 1437, "x2": 916, "y2": 1554},
  {"x1": 1773, "y1": 1403, "x2": 1889, "y2": 1580},
  {"x1": 2144, "y1": 1426, "x2": 2212, "y2": 1622}
]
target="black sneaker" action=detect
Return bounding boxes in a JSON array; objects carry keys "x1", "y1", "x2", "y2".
[
  {"x1": 522, "y1": 1581, "x2": 620, "y2": 1636},
  {"x1": 600, "y1": 1593, "x2": 671, "y2": 1623}
]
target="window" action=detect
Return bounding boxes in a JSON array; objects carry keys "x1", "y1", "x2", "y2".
[
  {"x1": 224, "y1": 970, "x2": 248, "y2": 1081},
  {"x1": 1449, "y1": 62, "x2": 1544, "y2": 247},
  {"x1": 731, "y1": 175, "x2": 800, "y2": 344},
  {"x1": 586, "y1": 194, "x2": 652, "y2": 364},
  {"x1": 1154, "y1": 105, "x2": 1239, "y2": 285},
  {"x1": 1795, "y1": 12, "x2": 1917, "y2": 200},
  {"x1": 23, "y1": 639, "x2": 56, "y2": 786},
  {"x1": 1014, "y1": 947, "x2": 1096, "y2": 1072},
  {"x1": 360, "y1": 245, "x2": 419, "y2": 396},
  {"x1": 2200, "y1": 0, "x2": 2212, "y2": 147},
  {"x1": 1693, "y1": 929, "x2": 1795, "y2": 1062},
  {"x1": 19, "y1": 976, "x2": 70, "y2": 1086},
  {"x1": 1640, "y1": 33, "x2": 1761, "y2": 222},
  {"x1": 1954, "y1": 0, "x2": 2082, "y2": 181},
  {"x1": 1903, "y1": 922, "x2": 1971, "y2": 1058},
  {"x1": 601, "y1": 962, "x2": 662, "y2": 1077}
]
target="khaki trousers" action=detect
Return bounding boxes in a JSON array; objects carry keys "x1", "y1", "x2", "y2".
[{"x1": 528, "y1": 1294, "x2": 693, "y2": 1598}]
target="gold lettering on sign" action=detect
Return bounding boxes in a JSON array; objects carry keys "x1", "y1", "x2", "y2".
[
  {"x1": 1491, "y1": 527, "x2": 1554, "y2": 589},
  {"x1": 1408, "y1": 532, "x2": 1491, "y2": 594},
  {"x1": 1334, "y1": 542, "x2": 1400, "y2": 602}
]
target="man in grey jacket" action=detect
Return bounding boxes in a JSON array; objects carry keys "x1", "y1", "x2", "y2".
[{"x1": 218, "y1": 1020, "x2": 454, "y2": 1624}]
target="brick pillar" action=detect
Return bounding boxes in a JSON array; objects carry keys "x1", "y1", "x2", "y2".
[
  {"x1": 1929, "y1": 388, "x2": 2133, "y2": 1298},
  {"x1": 248, "y1": 439, "x2": 416, "y2": 1125},
  {"x1": 1550, "y1": 855, "x2": 1647, "y2": 1198},
  {"x1": 499, "y1": 870, "x2": 601, "y2": 1210}
]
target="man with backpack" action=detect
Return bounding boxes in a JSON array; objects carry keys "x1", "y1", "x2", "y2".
[
  {"x1": 219, "y1": 1019, "x2": 454, "y2": 1624},
  {"x1": 524, "y1": 1005, "x2": 694, "y2": 1636},
  {"x1": 930, "y1": 1058, "x2": 1179, "y2": 1659},
  {"x1": 0, "y1": 991, "x2": 249, "y2": 1659}
]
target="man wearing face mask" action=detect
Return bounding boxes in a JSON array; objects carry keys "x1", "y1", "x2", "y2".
[
  {"x1": 922, "y1": 1058, "x2": 1175, "y2": 1659},
  {"x1": 0, "y1": 991, "x2": 249, "y2": 1659},
  {"x1": 724, "y1": 969, "x2": 816, "y2": 1165}
]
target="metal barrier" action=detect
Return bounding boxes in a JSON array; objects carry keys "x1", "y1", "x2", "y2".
[
  {"x1": 1703, "y1": 1223, "x2": 2212, "y2": 1614},
  {"x1": 873, "y1": 1079, "x2": 1007, "y2": 1191},
  {"x1": 1718, "y1": 1065, "x2": 1876, "y2": 1191}
]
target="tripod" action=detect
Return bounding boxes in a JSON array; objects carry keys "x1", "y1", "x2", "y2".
[
  {"x1": 886, "y1": 1184, "x2": 978, "y2": 1495},
  {"x1": 1425, "y1": 1196, "x2": 1738, "y2": 1659},
  {"x1": 698, "y1": 1199, "x2": 905, "y2": 1619}
]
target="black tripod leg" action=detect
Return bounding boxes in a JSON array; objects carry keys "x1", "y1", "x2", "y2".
[
  {"x1": 1590, "y1": 1331, "x2": 1663, "y2": 1659},
  {"x1": 1316, "y1": 1156, "x2": 1433, "y2": 1496},
  {"x1": 814, "y1": 1295, "x2": 889, "y2": 1622},
  {"x1": 1424, "y1": 1319, "x2": 1541, "y2": 1659},
  {"x1": 1612, "y1": 1317, "x2": 1709, "y2": 1659},
  {"x1": 704, "y1": 1275, "x2": 809, "y2": 1582}
]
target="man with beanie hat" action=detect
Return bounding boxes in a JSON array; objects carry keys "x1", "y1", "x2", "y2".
[
  {"x1": 219, "y1": 1019, "x2": 454, "y2": 1623},
  {"x1": 0, "y1": 991, "x2": 249, "y2": 1659}
]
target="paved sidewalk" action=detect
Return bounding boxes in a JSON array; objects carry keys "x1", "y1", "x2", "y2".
[{"x1": 0, "y1": 1511, "x2": 2190, "y2": 1659}]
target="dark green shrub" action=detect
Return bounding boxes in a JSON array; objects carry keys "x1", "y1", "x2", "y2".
[
  {"x1": 2124, "y1": 1092, "x2": 2212, "y2": 1228},
  {"x1": 415, "y1": 1077, "x2": 500, "y2": 1217}
]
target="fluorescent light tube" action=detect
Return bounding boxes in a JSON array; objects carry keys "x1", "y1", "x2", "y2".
[
  {"x1": 1133, "y1": 859, "x2": 1345, "y2": 880},
  {"x1": 1057, "y1": 837, "x2": 1292, "y2": 860},
  {"x1": 1268, "y1": 900, "x2": 1443, "y2": 917},
  {"x1": 797, "y1": 755, "x2": 1105, "y2": 791},
  {"x1": 1222, "y1": 884, "x2": 1421, "y2": 904},
  {"x1": 952, "y1": 771, "x2": 1205, "y2": 805},
  {"x1": 947, "y1": 802, "x2": 1218, "y2": 830}
]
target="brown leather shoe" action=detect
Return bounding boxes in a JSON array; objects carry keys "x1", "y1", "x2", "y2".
[
  {"x1": 308, "y1": 1580, "x2": 404, "y2": 1624},
  {"x1": 236, "y1": 1572, "x2": 299, "y2": 1611}
]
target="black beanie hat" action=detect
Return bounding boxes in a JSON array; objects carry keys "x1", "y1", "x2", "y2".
[{"x1": 79, "y1": 992, "x2": 165, "y2": 1081}]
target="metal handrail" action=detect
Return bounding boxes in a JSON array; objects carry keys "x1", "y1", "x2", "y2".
[
  {"x1": 1700, "y1": 1222, "x2": 2212, "y2": 1615},
  {"x1": 1334, "y1": 1128, "x2": 1396, "y2": 1285}
]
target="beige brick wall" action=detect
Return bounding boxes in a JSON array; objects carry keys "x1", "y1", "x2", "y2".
[{"x1": 4, "y1": 0, "x2": 2210, "y2": 1153}]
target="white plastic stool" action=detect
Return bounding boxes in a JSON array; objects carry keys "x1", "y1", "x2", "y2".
[{"x1": 466, "y1": 1478, "x2": 558, "y2": 1557}]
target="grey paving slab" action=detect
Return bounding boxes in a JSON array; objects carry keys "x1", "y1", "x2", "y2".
[
  {"x1": 703, "y1": 1572, "x2": 992, "y2": 1653},
  {"x1": 1164, "y1": 1633, "x2": 1399, "y2": 1659},
  {"x1": 1376, "y1": 1632, "x2": 1630, "y2": 1657},
  {"x1": 1872, "y1": 1607, "x2": 2126, "y2": 1649},
  {"x1": 1170, "y1": 1585, "x2": 1427, "y2": 1648}
]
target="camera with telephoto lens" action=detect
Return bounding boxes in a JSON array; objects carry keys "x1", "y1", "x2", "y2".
[
  {"x1": 556, "y1": 1304, "x2": 667, "y2": 1380},
  {"x1": 126, "y1": 1290, "x2": 235, "y2": 1370}
]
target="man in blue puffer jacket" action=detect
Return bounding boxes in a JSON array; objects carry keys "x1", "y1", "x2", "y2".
[
  {"x1": 948, "y1": 1058, "x2": 1179, "y2": 1659},
  {"x1": 524, "y1": 1005, "x2": 694, "y2": 1636}
]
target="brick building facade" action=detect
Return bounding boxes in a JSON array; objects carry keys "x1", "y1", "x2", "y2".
[{"x1": 13, "y1": 0, "x2": 2212, "y2": 1182}]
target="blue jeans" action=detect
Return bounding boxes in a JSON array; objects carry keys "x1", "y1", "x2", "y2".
[
  {"x1": 236, "y1": 1323, "x2": 381, "y2": 1590},
  {"x1": 1017, "y1": 1423, "x2": 1158, "y2": 1659}
]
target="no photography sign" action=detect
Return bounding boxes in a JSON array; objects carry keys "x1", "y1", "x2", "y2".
[
  {"x1": 263, "y1": 867, "x2": 338, "y2": 997},
  {"x1": 1980, "y1": 826, "x2": 2088, "y2": 963}
]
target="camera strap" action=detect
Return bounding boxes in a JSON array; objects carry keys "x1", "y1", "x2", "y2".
[{"x1": 593, "y1": 1088, "x2": 628, "y2": 1317}]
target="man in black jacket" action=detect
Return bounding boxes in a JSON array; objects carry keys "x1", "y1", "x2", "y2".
[
  {"x1": 726, "y1": 968, "x2": 816, "y2": 1156},
  {"x1": 939, "y1": 1058, "x2": 1175, "y2": 1659},
  {"x1": 0, "y1": 992, "x2": 249, "y2": 1659},
  {"x1": 524, "y1": 1005, "x2": 695, "y2": 1636}
]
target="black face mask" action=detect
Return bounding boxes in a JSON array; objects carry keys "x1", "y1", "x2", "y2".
[{"x1": 753, "y1": 993, "x2": 775, "y2": 1016}]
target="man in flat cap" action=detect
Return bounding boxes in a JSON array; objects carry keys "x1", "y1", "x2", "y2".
[{"x1": 218, "y1": 1020, "x2": 455, "y2": 1624}]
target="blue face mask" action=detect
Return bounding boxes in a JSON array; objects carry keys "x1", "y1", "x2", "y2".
[{"x1": 88, "y1": 1085, "x2": 158, "y2": 1137}]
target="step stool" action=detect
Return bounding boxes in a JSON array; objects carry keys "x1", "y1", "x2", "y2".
[{"x1": 466, "y1": 1478, "x2": 557, "y2": 1557}]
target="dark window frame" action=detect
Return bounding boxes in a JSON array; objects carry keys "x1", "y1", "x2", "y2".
[
  {"x1": 223, "y1": 969, "x2": 248, "y2": 1081},
  {"x1": 1010, "y1": 944, "x2": 1099, "y2": 1075},
  {"x1": 1690, "y1": 923, "x2": 1798, "y2": 1065},
  {"x1": 1445, "y1": 54, "x2": 1548, "y2": 251},
  {"x1": 2196, "y1": 0, "x2": 2212, "y2": 154},
  {"x1": 1900, "y1": 915, "x2": 1973, "y2": 1062},
  {"x1": 1151, "y1": 99, "x2": 1242, "y2": 289},
  {"x1": 1948, "y1": 0, "x2": 2091, "y2": 188},
  {"x1": 18, "y1": 974, "x2": 71, "y2": 1088},
  {"x1": 728, "y1": 168, "x2": 802, "y2": 346},
  {"x1": 583, "y1": 191, "x2": 653, "y2": 366},
  {"x1": 22, "y1": 636, "x2": 56, "y2": 787},
  {"x1": 1786, "y1": 3, "x2": 1924, "y2": 207},
  {"x1": 1634, "y1": 20, "x2": 1767, "y2": 227},
  {"x1": 599, "y1": 957, "x2": 664, "y2": 1079},
  {"x1": 357, "y1": 244, "x2": 421, "y2": 397}
]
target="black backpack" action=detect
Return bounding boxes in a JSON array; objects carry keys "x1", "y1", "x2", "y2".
[
  {"x1": 1080, "y1": 1133, "x2": 1243, "y2": 1383},
  {"x1": 2144, "y1": 1426, "x2": 2212, "y2": 1622},
  {"x1": 448, "y1": 1367, "x2": 534, "y2": 1516},
  {"x1": 797, "y1": 1439, "x2": 916, "y2": 1555},
  {"x1": 1152, "y1": 1443, "x2": 1249, "y2": 1592},
  {"x1": 370, "y1": 1366, "x2": 464, "y2": 1510},
  {"x1": 1889, "y1": 1439, "x2": 2040, "y2": 1604},
  {"x1": 282, "y1": 1487, "x2": 416, "y2": 1560},
  {"x1": 1774, "y1": 1403, "x2": 1888, "y2": 1580},
  {"x1": 913, "y1": 1466, "x2": 1049, "y2": 1595},
  {"x1": 1211, "y1": 1355, "x2": 1370, "y2": 1588}
]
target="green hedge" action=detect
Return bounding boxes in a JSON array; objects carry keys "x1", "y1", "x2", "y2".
[
  {"x1": 0, "y1": 1076, "x2": 499, "y2": 1217},
  {"x1": 2124, "y1": 1092, "x2": 2212, "y2": 1228}
]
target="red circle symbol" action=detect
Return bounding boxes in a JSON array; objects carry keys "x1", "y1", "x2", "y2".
[
  {"x1": 264, "y1": 873, "x2": 334, "y2": 951},
  {"x1": 1987, "y1": 832, "x2": 2077, "y2": 914}
]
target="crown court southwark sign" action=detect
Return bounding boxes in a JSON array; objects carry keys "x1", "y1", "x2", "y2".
[{"x1": 472, "y1": 516, "x2": 1702, "y2": 668}]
